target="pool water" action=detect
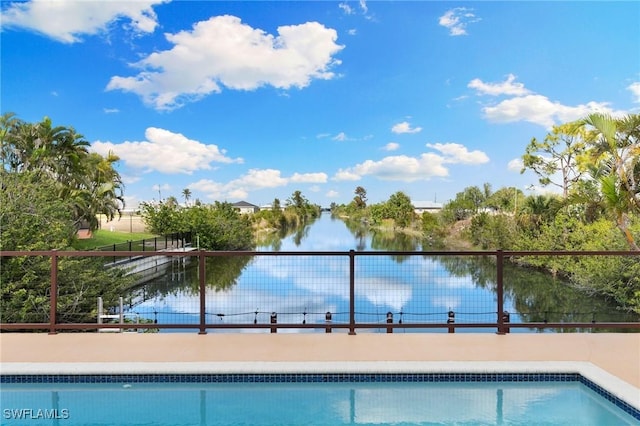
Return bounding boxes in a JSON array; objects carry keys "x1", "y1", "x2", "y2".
[{"x1": 1, "y1": 380, "x2": 637, "y2": 425}]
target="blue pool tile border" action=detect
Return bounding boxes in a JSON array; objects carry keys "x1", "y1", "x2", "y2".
[{"x1": 2, "y1": 373, "x2": 638, "y2": 420}]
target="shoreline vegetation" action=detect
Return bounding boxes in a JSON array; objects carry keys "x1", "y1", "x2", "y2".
[{"x1": 2, "y1": 113, "x2": 638, "y2": 322}]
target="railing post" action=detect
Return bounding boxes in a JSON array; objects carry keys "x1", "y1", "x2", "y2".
[
  {"x1": 348, "y1": 250, "x2": 356, "y2": 335},
  {"x1": 501, "y1": 311, "x2": 510, "y2": 334},
  {"x1": 386, "y1": 311, "x2": 393, "y2": 333},
  {"x1": 325, "y1": 312, "x2": 332, "y2": 333},
  {"x1": 496, "y1": 250, "x2": 505, "y2": 335},
  {"x1": 447, "y1": 310, "x2": 455, "y2": 333},
  {"x1": 198, "y1": 250, "x2": 206, "y2": 335},
  {"x1": 119, "y1": 297, "x2": 124, "y2": 326},
  {"x1": 97, "y1": 297, "x2": 103, "y2": 325},
  {"x1": 49, "y1": 250, "x2": 58, "y2": 335},
  {"x1": 270, "y1": 312, "x2": 277, "y2": 333}
]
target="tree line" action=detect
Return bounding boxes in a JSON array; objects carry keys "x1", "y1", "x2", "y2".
[
  {"x1": 1, "y1": 113, "x2": 130, "y2": 323},
  {"x1": 1, "y1": 112, "x2": 637, "y2": 320},
  {"x1": 141, "y1": 189, "x2": 322, "y2": 250},
  {"x1": 332, "y1": 113, "x2": 639, "y2": 313}
]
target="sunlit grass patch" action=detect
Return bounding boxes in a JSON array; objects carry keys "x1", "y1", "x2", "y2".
[{"x1": 73, "y1": 230, "x2": 159, "y2": 250}]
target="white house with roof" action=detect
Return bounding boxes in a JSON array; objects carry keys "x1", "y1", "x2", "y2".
[
  {"x1": 413, "y1": 201, "x2": 443, "y2": 215},
  {"x1": 231, "y1": 201, "x2": 260, "y2": 214}
]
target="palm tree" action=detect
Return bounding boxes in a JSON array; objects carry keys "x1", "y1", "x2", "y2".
[
  {"x1": 182, "y1": 188, "x2": 192, "y2": 207},
  {"x1": 0, "y1": 112, "x2": 21, "y2": 170},
  {"x1": 165, "y1": 196, "x2": 179, "y2": 208},
  {"x1": 2, "y1": 119, "x2": 37, "y2": 171},
  {"x1": 2, "y1": 115, "x2": 126, "y2": 232},
  {"x1": 68, "y1": 151, "x2": 125, "y2": 230},
  {"x1": 518, "y1": 195, "x2": 559, "y2": 233},
  {"x1": 581, "y1": 113, "x2": 639, "y2": 250},
  {"x1": 51, "y1": 126, "x2": 89, "y2": 184}
]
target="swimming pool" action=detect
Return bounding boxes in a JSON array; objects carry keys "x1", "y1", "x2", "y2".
[{"x1": 2, "y1": 373, "x2": 638, "y2": 425}]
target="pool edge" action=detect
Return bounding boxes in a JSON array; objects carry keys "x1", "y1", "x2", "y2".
[{"x1": 2, "y1": 360, "x2": 638, "y2": 412}]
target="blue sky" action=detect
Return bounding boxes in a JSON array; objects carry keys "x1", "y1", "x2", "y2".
[{"x1": 2, "y1": 1, "x2": 639, "y2": 209}]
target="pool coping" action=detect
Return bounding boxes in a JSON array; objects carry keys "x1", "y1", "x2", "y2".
[{"x1": 2, "y1": 360, "x2": 638, "y2": 412}]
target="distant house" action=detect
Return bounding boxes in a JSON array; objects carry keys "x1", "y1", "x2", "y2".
[
  {"x1": 232, "y1": 201, "x2": 260, "y2": 214},
  {"x1": 413, "y1": 201, "x2": 443, "y2": 215},
  {"x1": 260, "y1": 203, "x2": 284, "y2": 211}
]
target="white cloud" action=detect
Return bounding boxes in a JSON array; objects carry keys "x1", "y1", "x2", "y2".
[
  {"x1": 188, "y1": 179, "x2": 225, "y2": 197},
  {"x1": 628, "y1": 82, "x2": 640, "y2": 103},
  {"x1": 227, "y1": 188, "x2": 249, "y2": 200},
  {"x1": 391, "y1": 121, "x2": 422, "y2": 134},
  {"x1": 482, "y1": 94, "x2": 624, "y2": 128},
  {"x1": 507, "y1": 158, "x2": 523, "y2": 172},
  {"x1": 438, "y1": 7, "x2": 480, "y2": 36},
  {"x1": 230, "y1": 169, "x2": 288, "y2": 190},
  {"x1": 190, "y1": 169, "x2": 327, "y2": 200},
  {"x1": 190, "y1": 169, "x2": 285, "y2": 200},
  {"x1": 334, "y1": 142, "x2": 488, "y2": 182},
  {"x1": 321, "y1": 131, "x2": 370, "y2": 142},
  {"x1": 334, "y1": 153, "x2": 449, "y2": 182},
  {"x1": 1, "y1": 0, "x2": 165, "y2": 43},
  {"x1": 290, "y1": 172, "x2": 328, "y2": 183},
  {"x1": 151, "y1": 183, "x2": 171, "y2": 200},
  {"x1": 121, "y1": 174, "x2": 140, "y2": 185},
  {"x1": 468, "y1": 74, "x2": 531, "y2": 96},
  {"x1": 152, "y1": 183, "x2": 171, "y2": 192},
  {"x1": 469, "y1": 75, "x2": 628, "y2": 128},
  {"x1": 106, "y1": 15, "x2": 344, "y2": 110},
  {"x1": 103, "y1": 108, "x2": 120, "y2": 114},
  {"x1": 340, "y1": 1, "x2": 368, "y2": 15},
  {"x1": 426, "y1": 143, "x2": 489, "y2": 164},
  {"x1": 338, "y1": 3, "x2": 355, "y2": 15},
  {"x1": 332, "y1": 132, "x2": 349, "y2": 141},
  {"x1": 347, "y1": 29, "x2": 357, "y2": 36},
  {"x1": 91, "y1": 127, "x2": 243, "y2": 174},
  {"x1": 333, "y1": 170, "x2": 362, "y2": 181},
  {"x1": 383, "y1": 142, "x2": 400, "y2": 151},
  {"x1": 331, "y1": 132, "x2": 354, "y2": 142},
  {"x1": 359, "y1": 0, "x2": 369, "y2": 14},
  {"x1": 326, "y1": 190, "x2": 339, "y2": 198}
]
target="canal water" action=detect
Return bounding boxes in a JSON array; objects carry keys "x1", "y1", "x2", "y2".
[{"x1": 126, "y1": 213, "x2": 637, "y2": 332}]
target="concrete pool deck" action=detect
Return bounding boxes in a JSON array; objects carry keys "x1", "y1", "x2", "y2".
[{"x1": 1, "y1": 333, "x2": 639, "y2": 408}]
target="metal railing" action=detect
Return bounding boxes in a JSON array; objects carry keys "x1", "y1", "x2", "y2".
[
  {"x1": 95, "y1": 232, "x2": 192, "y2": 264},
  {"x1": 0, "y1": 249, "x2": 638, "y2": 334}
]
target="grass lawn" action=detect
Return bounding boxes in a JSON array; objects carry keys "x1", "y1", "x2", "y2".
[{"x1": 73, "y1": 230, "x2": 159, "y2": 250}]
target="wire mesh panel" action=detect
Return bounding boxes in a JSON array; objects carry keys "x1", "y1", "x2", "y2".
[
  {"x1": 204, "y1": 253, "x2": 351, "y2": 331},
  {"x1": 353, "y1": 254, "x2": 500, "y2": 331},
  {"x1": 1, "y1": 248, "x2": 638, "y2": 333},
  {"x1": 127, "y1": 255, "x2": 201, "y2": 327},
  {"x1": 503, "y1": 253, "x2": 640, "y2": 331},
  {"x1": 0, "y1": 254, "x2": 52, "y2": 324}
]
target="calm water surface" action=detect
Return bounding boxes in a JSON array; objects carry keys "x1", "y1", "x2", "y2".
[{"x1": 126, "y1": 213, "x2": 637, "y2": 331}]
